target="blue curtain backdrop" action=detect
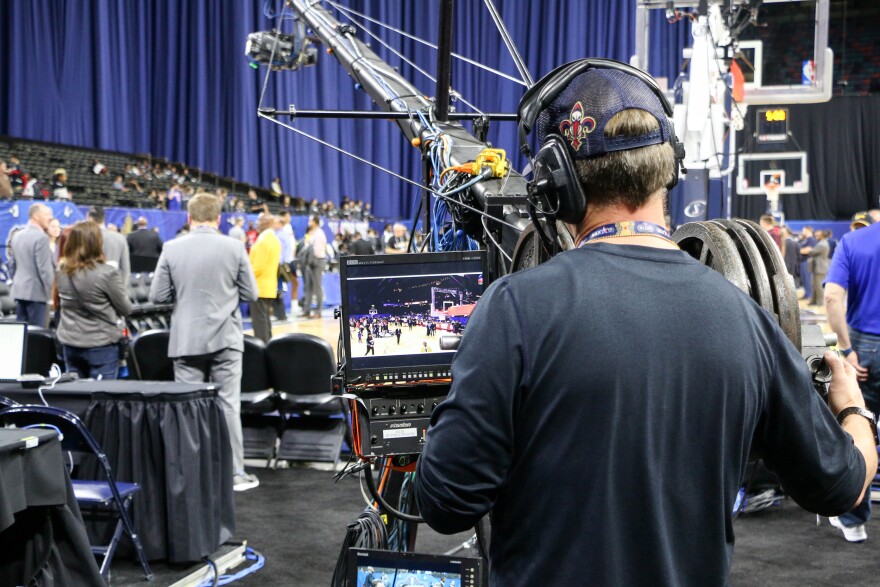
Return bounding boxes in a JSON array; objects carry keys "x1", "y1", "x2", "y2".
[{"x1": 0, "y1": 1, "x2": 688, "y2": 220}]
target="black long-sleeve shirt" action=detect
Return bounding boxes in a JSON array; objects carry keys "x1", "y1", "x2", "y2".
[{"x1": 415, "y1": 243, "x2": 865, "y2": 587}]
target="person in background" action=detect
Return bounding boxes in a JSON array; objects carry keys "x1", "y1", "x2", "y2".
[
  {"x1": 52, "y1": 168, "x2": 70, "y2": 200},
  {"x1": 248, "y1": 214, "x2": 281, "y2": 342},
  {"x1": 150, "y1": 193, "x2": 260, "y2": 492},
  {"x1": 106, "y1": 223, "x2": 119, "y2": 232},
  {"x1": 47, "y1": 217, "x2": 62, "y2": 262},
  {"x1": 127, "y1": 216, "x2": 163, "y2": 272},
  {"x1": 7, "y1": 155, "x2": 25, "y2": 189},
  {"x1": 384, "y1": 223, "x2": 408, "y2": 254},
  {"x1": 56, "y1": 221, "x2": 131, "y2": 379},
  {"x1": 850, "y1": 212, "x2": 873, "y2": 232},
  {"x1": 868, "y1": 209, "x2": 880, "y2": 224},
  {"x1": 167, "y1": 183, "x2": 183, "y2": 211},
  {"x1": 0, "y1": 160, "x2": 13, "y2": 200},
  {"x1": 805, "y1": 229, "x2": 830, "y2": 307},
  {"x1": 245, "y1": 221, "x2": 258, "y2": 251},
  {"x1": 759, "y1": 214, "x2": 782, "y2": 250},
  {"x1": 274, "y1": 211, "x2": 297, "y2": 318},
  {"x1": 88, "y1": 206, "x2": 131, "y2": 287},
  {"x1": 91, "y1": 159, "x2": 107, "y2": 175},
  {"x1": 112, "y1": 175, "x2": 127, "y2": 191},
  {"x1": 300, "y1": 215, "x2": 326, "y2": 319},
  {"x1": 11, "y1": 203, "x2": 55, "y2": 327},
  {"x1": 348, "y1": 231, "x2": 375, "y2": 255},
  {"x1": 798, "y1": 226, "x2": 817, "y2": 301},
  {"x1": 781, "y1": 226, "x2": 800, "y2": 285},
  {"x1": 228, "y1": 216, "x2": 246, "y2": 244},
  {"x1": 824, "y1": 211, "x2": 880, "y2": 542},
  {"x1": 271, "y1": 177, "x2": 283, "y2": 196},
  {"x1": 247, "y1": 189, "x2": 267, "y2": 214}
]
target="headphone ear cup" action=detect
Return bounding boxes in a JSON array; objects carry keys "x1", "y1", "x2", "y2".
[
  {"x1": 532, "y1": 136, "x2": 587, "y2": 224},
  {"x1": 666, "y1": 135, "x2": 686, "y2": 190}
]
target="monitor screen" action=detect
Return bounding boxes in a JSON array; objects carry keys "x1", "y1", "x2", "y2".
[
  {"x1": 0, "y1": 322, "x2": 27, "y2": 380},
  {"x1": 339, "y1": 251, "x2": 487, "y2": 384},
  {"x1": 348, "y1": 548, "x2": 482, "y2": 587}
]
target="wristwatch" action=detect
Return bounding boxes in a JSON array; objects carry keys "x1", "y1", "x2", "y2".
[
  {"x1": 836, "y1": 406, "x2": 880, "y2": 446},
  {"x1": 840, "y1": 347, "x2": 854, "y2": 357}
]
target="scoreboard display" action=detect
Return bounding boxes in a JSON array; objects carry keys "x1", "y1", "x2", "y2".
[{"x1": 756, "y1": 108, "x2": 789, "y2": 143}]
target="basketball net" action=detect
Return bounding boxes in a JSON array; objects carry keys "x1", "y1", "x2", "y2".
[{"x1": 764, "y1": 182, "x2": 781, "y2": 214}]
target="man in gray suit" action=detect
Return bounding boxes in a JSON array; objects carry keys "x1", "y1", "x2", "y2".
[
  {"x1": 149, "y1": 193, "x2": 261, "y2": 492},
  {"x1": 87, "y1": 206, "x2": 130, "y2": 286},
  {"x1": 10, "y1": 203, "x2": 55, "y2": 326}
]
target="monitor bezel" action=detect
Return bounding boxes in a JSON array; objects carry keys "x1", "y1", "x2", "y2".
[{"x1": 338, "y1": 251, "x2": 487, "y2": 385}]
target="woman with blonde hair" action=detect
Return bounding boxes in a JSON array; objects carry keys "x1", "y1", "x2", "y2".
[{"x1": 56, "y1": 221, "x2": 131, "y2": 379}]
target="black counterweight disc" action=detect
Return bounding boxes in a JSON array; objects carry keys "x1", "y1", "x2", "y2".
[
  {"x1": 708, "y1": 219, "x2": 775, "y2": 315},
  {"x1": 672, "y1": 222, "x2": 750, "y2": 295},
  {"x1": 733, "y1": 219, "x2": 801, "y2": 350}
]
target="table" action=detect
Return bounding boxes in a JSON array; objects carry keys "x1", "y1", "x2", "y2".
[
  {"x1": 0, "y1": 428, "x2": 104, "y2": 586},
  {"x1": 0, "y1": 380, "x2": 235, "y2": 563}
]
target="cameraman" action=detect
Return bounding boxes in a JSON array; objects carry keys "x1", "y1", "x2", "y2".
[{"x1": 414, "y1": 63, "x2": 877, "y2": 585}]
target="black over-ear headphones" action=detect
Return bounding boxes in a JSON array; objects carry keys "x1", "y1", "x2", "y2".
[{"x1": 517, "y1": 58, "x2": 686, "y2": 224}]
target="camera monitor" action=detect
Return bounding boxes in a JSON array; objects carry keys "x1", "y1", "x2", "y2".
[
  {"x1": 339, "y1": 251, "x2": 487, "y2": 385},
  {"x1": 347, "y1": 548, "x2": 482, "y2": 587}
]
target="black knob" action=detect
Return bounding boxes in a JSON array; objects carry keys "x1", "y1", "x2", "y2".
[
  {"x1": 400, "y1": 405, "x2": 408, "y2": 414},
  {"x1": 389, "y1": 406, "x2": 396, "y2": 415},
  {"x1": 417, "y1": 404, "x2": 425, "y2": 414},
  {"x1": 371, "y1": 406, "x2": 379, "y2": 416},
  {"x1": 370, "y1": 435, "x2": 378, "y2": 445},
  {"x1": 431, "y1": 402, "x2": 438, "y2": 410}
]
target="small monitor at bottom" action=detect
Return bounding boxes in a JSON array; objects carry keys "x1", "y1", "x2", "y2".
[{"x1": 348, "y1": 548, "x2": 482, "y2": 587}]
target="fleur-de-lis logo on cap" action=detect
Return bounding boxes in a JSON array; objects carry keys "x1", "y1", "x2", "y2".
[{"x1": 559, "y1": 101, "x2": 596, "y2": 151}]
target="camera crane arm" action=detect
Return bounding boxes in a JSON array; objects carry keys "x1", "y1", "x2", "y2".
[{"x1": 283, "y1": 0, "x2": 530, "y2": 277}]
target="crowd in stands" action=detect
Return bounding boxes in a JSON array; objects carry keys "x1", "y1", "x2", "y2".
[{"x1": 0, "y1": 137, "x2": 375, "y2": 221}]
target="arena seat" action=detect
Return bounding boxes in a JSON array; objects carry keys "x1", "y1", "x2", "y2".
[
  {"x1": 266, "y1": 333, "x2": 346, "y2": 464},
  {"x1": 129, "y1": 329, "x2": 174, "y2": 381},
  {"x1": 240, "y1": 335, "x2": 281, "y2": 464},
  {"x1": 25, "y1": 327, "x2": 61, "y2": 376}
]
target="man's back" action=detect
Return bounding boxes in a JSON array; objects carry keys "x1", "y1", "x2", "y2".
[
  {"x1": 149, "y1": 227, "x2": 257, "y2": 357},
  {"x1": 128, "y1": 228, "x2": 163, "y2": 257},
  {"x1": 826, "y1": 223, "x2": 880, "y2": 334},
  {"x1": 349, "y1": 238, "x2": 374, "y2": 256},
  {"x1": 416, "y1": 244, "x2": 863, "y2": 586},
  {"x1": 10, "y1": 225, "x2": 53, "y2": 302}
]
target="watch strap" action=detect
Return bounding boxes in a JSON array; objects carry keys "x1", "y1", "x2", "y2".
[
  {"x1": 837, "y1": 406, "x2": 879, "y2": 446},
  {"x1": 840, "y1": 347, "x2": 854, "y2": 357}
]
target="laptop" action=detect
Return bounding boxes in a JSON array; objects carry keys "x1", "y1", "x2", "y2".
[{"x1": 0, "y1": 322, "x2": 28, "y2": 383}]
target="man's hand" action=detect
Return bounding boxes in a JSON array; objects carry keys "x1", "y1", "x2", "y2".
[
  {"x1": 844, "y1": 350, "x2": 869, "y2": 382},
  {"x1": 825, "y1": 350, "x2": 866, "y2": 416}
]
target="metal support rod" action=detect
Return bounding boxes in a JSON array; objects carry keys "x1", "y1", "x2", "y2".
[
  {"x1": 483, "y1": 0, "x2": 534, "y2": 87},
  {"x1": 257, "y1": 108, "x2": 518, "y2": 121},
  {"x1": 435, "y1": 0, "x2": 455, "y2": 122}
]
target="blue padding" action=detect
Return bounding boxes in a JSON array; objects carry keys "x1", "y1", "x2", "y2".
[{"x1": 73, "y1": 480, "x2": 140, "y2": 504}]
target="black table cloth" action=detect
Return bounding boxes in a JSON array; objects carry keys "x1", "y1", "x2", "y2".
[
  {"x1": 0, "y1": 428, "x2": 105, "y2": 586},
  {"x1": 0, "y1": 380, "x2": 235, "y2": 563}
]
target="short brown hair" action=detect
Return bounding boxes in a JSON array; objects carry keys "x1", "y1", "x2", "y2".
[
  {"x1": 59, "y1": 221, "x2": 105, "y2": 276},
  {"x1": 574, "y1": 109, "x2": 675, "y2": 211},
  {"x1": 187, "y1": 193, "x2": 222, "y2": 222}
]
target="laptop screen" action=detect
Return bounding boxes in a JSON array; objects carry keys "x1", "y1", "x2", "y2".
[{"x1": 0, "y1": 322, "x2": 27, "y2": 380}]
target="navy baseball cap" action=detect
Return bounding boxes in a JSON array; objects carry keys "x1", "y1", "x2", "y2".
[{"x1": 534, "y1": 68, "x2": 673, "y2": 160}]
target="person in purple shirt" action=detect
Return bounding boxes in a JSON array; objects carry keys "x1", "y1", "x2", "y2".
[
  {"x1": 824, "y1": 216, "x2": 880, "y2": 542},
  {"x1": 167, "y1": 183, "x2": 183, "y2": 211}
]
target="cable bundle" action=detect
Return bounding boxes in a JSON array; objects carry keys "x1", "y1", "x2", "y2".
[{"x1": 331, "y1": 508, "x2": 388, "y2": 587}]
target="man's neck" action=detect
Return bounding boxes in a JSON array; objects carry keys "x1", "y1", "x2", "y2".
[
  {"x1": 28, "y1": 219, "x2": 42, "y2": 229},
  {"x1": 574, "y1": 192, "x2": 676, "y2": 249},
  {"x1": 190, "y1": 221, "x2": 218, "y2": 230}
]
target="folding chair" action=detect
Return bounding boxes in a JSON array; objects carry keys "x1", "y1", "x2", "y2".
[{"x1": 0, "y1": 405, "x2": 153, "y2": 581}]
